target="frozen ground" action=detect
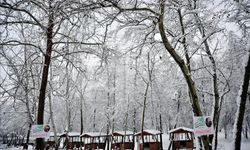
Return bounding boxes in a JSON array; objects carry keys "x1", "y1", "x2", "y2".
[{"x1": 1, "y1": 132, "x2": 249, "y2": 150}]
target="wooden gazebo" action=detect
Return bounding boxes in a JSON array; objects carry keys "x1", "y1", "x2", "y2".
[
  {"x1": 135, "y1": 130, "x2": 163, "y2": 150},
  {"x1": 45, "y1": 132, "x2": 56, "y2": 149},
  {"x1": 81, "y1": 132, "x2": 107, "y2": 150},
  {"x1": 111, "y1": 131, "x2": 134, "y2": 150},
  {"x1": 168, "y1": 127, "x2": 195, "y2": 150},
  {"x1": 60, "y1": 132, "x2": 81, "y2": 149}
]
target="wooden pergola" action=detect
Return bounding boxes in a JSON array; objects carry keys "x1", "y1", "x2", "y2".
[
  {"x1": 135, "y1": 130, "x2": 163, "y2": 150},
  {"x1": 168, "y1": 127, "x2": 195, "y2": 150},
  {"x1": 111, "y1": 131, "x2": 134, "y2": 150},
  {"x1": 81, "y1": 132, "x2": 107, "y2": 150}
]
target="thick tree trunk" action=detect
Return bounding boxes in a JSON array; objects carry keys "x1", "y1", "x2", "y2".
[
  {"x1": 233, "y1": 52, "x2": 250, "y2": 150},
  {"x1": 158, "y1": 0, "x2": 202, "y2": 116},
  {"x1": 36, "y1": 1, "x2": 54, "y2": 149},
  {"x1": 158, "y1": 0, "x2": 210, "y2": 149}
]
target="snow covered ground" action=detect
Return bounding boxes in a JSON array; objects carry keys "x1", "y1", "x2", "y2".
[
  {"x1": 215, "y1": 133, "x2": 250, "y2": 150},
  {"x1": 163, "y1": 132, "x2": 250, "y2": 150},
  {"x1": 1, "y1": 132, "x2": 249, "y2": 150}
]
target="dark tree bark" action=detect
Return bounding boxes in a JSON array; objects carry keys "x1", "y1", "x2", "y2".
[
  {"x1": 233, "y1": 52, "x2": 250, "y2": 150},
  {"x1": 36, "y1": 1, "x2": 54, "y2": 149},
  {"x1": 158, "y1": 0, "x2": 211, "y2": 149}
]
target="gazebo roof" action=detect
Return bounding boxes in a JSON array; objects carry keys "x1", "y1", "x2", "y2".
[
  {"x1": 80, "y1": 132, "x2": 107, "y2": 137},
  {"x1": 168, "y1": 127, "x2": 193, "y2": 134},
  {"x1": 60, "y1": 132, "x2": 80, "y2": 137},
  {"x1": 135, "y1": 130, "x2": 162, "y2": 136},
  {"x1": 112, "y1": 131, "x2": 134, "y2": 136}
]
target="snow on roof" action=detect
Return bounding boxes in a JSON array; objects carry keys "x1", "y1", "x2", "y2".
[
  {"x1": 112, "y1": 131, "x2": 134, "y2": 136},
  {"x1": 68, "y1": 132, "x2": 81, "y2": 136},
  {"x1": 49, "y1": 132, "x2": 55, "y2": 136},
  {"x1": 81, "y1": 132, "x2": 107, "y2": 137},
  {"x1": 135, "y1": 129, "x2": 162, "y2": 136},
  {"x1": 49, "y1": 131, "x2": 61, "y2": 136},
  {"x1": 60, "y1": 132, "x2": 81, "y2": 137},
  {"x1": 49, "y1": 132, "x2": 62, "y2": 137},
  {"x1": 168, "y1": 127, "x2": 193, "y2": 133}
]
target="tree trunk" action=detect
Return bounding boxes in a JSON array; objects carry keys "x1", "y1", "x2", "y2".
[
  {"x1": 106, "y1": 123, "x2": 110, "y2": 150},
  {"x1": 233, "y1": 52, "x2": 250, "y2": 150},
  {"x1": 158, "y1": 0, "x2": 210, "y2": 149},
  {"x1": 159, "y1": 114, "x2": 163, "y2": 150},
  {"x1": 245, "y1": 123, "x2": 248, "y2": 139},
  {"x1": 196, "y1": 15, "x2": 220, "y2": 147},
  {"x1": 198, "y1": 137, "x2": 202, "y2": 150},
  {"x1": 112, "y1": 62, "x2": 117, "y2": 133},
  {"x1": 36, "y1": 1, "x2": 54, "y2": 149},
  {"x1": 133, "y1": 58, "x2": 139, "y2": 135},
  {"x1": 124, "y1": 97, "x2": 129, "y2": 131},
  {"x1": 247, "y1": 117, "x2": 250, "y2": 139},
  {"x1": 123, "y1": 57, "x2": 129, "y2": 132},
  {"x1": 65, "y1": 40, "x2": 71, "y2": 132},
  {"x1": 158, "y1": 0, "x2": 203, "y2": 116},
  {"x1": 141, "y1": 83, "x2": 149, "y2": 150},
  {"x1": 49, "y1": 66, "x2": 58, "y2": 150},
  {"x1": 133, "y1": 107, "x2": 136, "y2": 150},
  {"x1": 177, "y1": 8, "x2": 190, "y2": 72},
  {"x1": 224, "y1": 124, "x2": 227, "y2": 139},
  {"x1": 80, "y1": 90, "x2": 84, "y2": 135},
  {"x1": 24, "y1": 123, "x2": 32, "y2": 150},
  {"x1": 79, "y1": 89, "x2": 84, "y2": 149},
  {"x1": 189, "y1": 0, "x2": 220, "y2": 147},
  {"x1": 23, "y1": 39, "x2": 33, "y2": 150},
  {"x1": 147, "y1": 52, "x2": 156, "y2": 129},
  {"x1": 21, "y1": 23, "x2": 34, "y2": 150},
  {"x1": 93, "y1": 108, "x2": 96, "y2": 131}
]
